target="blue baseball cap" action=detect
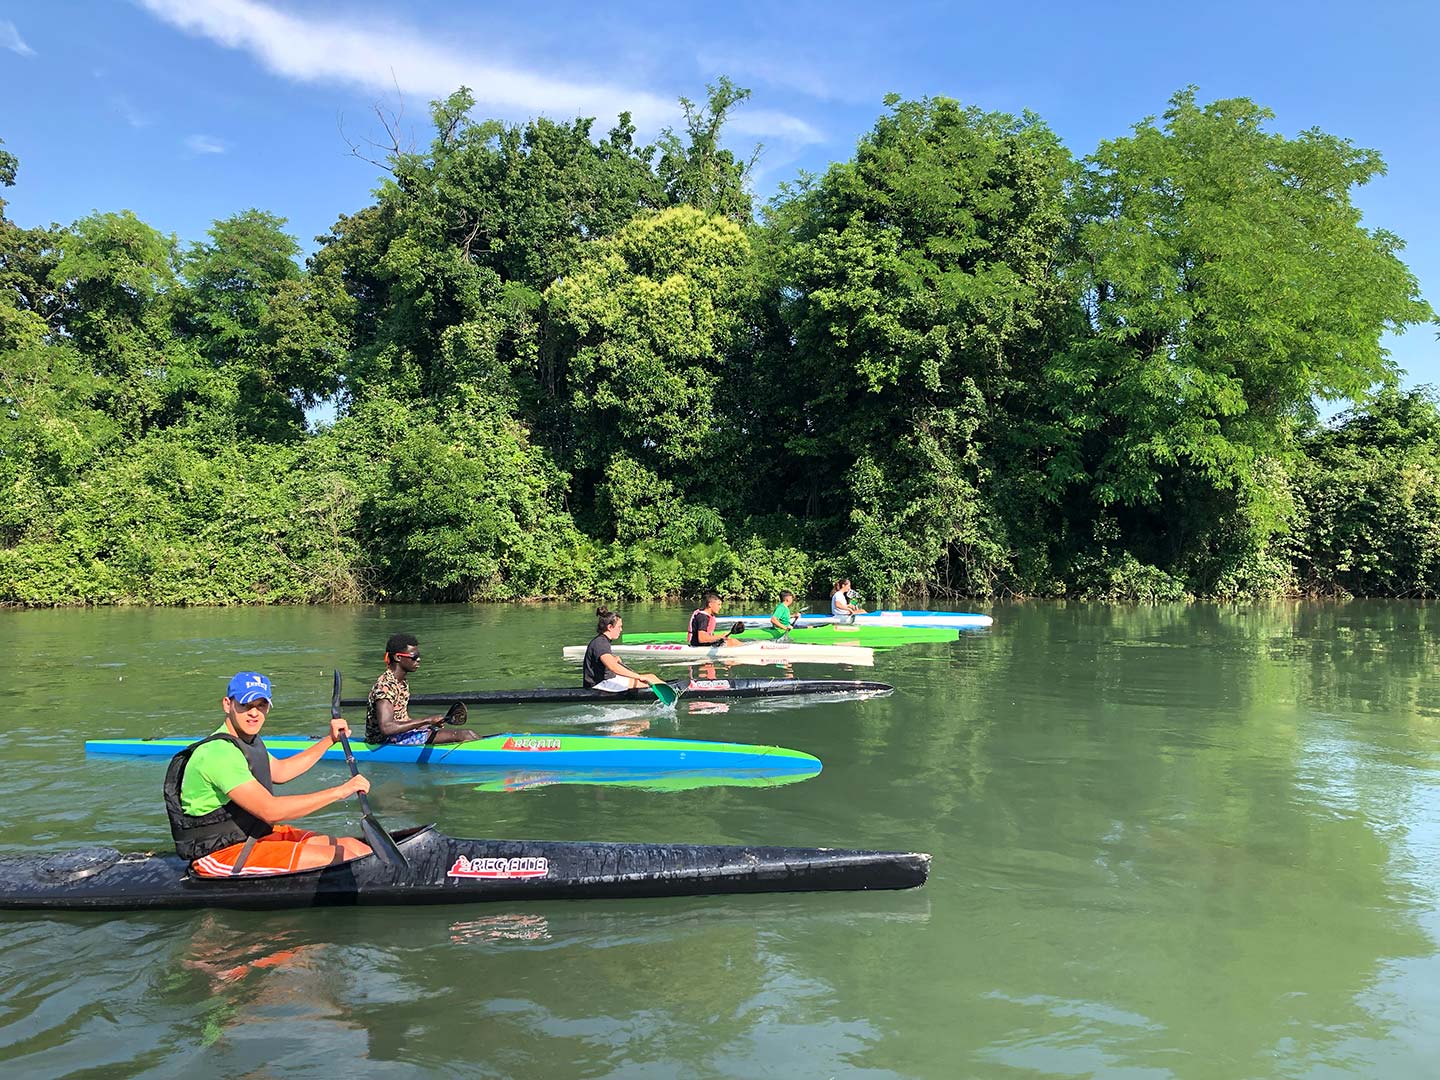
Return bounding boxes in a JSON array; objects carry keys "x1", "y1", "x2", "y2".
[{"x1": 226, "y1": 672, "x2": 272, "y2": 704}]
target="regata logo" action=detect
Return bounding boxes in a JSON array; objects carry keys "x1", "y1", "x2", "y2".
[
  {"x1": 686, "y1": 680, "x2": 731, "y2": 690},
  {"x1": 501, "y1": 737, "x2": 562, "y2": 751},
  {"x1": 447, "y1": 856, "x2": 550, "y2": 880}
]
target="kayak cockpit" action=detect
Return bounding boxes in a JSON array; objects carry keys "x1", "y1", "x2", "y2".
[{"x1": 180, "y1": 823, "x2": 439, "y2": 887}]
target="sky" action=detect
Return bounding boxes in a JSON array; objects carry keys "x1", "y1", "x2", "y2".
[{"x1": 2, "y1": 0, "x2": 1437, "y2": 391}]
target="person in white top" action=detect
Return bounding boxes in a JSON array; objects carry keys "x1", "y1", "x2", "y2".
[{"x1": 830, "y1": 579, "x2": 867, "y2": 618}]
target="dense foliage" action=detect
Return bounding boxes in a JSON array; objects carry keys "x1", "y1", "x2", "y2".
[{"x1": 1, "y1": 88, "x2": 1436, "y2": 606}]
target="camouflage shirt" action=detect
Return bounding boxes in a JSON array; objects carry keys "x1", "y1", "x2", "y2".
[{"x1": 365, "y1": 669, "x2": 411, "y2": 744}]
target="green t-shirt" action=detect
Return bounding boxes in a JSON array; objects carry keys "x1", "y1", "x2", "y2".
[
  {"x1": 772, "y1": 602, "x2": 794, "y2": 628},
  {"x1": 180, "y1": 726, "x2": 273, "y2": 816}
]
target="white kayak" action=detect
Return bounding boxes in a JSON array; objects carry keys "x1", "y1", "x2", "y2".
[
  {"x1": 734, "y1": 610, "x2": 993, "y2": 630},
  {"x1": 562, "y1": 641, "x2": 874, "y2": 667}
]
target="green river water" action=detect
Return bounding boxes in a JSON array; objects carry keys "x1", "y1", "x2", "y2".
[{"x1": 1, "y1": 602, "x2": 1438, "y2": 1078}]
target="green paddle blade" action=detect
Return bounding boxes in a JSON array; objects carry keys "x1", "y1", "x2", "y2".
[{"x1": 649, "y1": 682, "x2": 680, "y2": 707}]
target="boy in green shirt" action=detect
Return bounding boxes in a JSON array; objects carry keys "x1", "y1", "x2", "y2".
[{"x1": 769, "y1": 591, "x2": 799, "y2": 631}]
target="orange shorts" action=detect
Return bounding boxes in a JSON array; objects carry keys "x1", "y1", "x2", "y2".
[{"x1": 192, "y1": 825, "x2": 319, "y2": 878}]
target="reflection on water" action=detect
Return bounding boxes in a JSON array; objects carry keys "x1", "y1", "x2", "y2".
[
  {"x1": 2, "y1": 601, "x2": 1438, "y2": 1076},
  {"x1": 451, "y1": 765, "x2": 820, "y2": 793},
  {"x1": 449, "y1": 913, "x2": 552, "y2": 943}
]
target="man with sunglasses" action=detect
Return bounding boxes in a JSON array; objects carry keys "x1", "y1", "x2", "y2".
[
  {"x1": 366, "y1": 633, "x2": 478, "y2": 745},
  {"x1": 165, "y1": 672, "x2": 373, "y2": 877}
]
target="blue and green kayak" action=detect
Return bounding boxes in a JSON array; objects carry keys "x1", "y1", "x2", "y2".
[
  {"x1": 623, "y1": 625, "x2": 960, "y2": 648},
  {"x1": 84, "y1": 733, "x2": 821, "y2": 772}
]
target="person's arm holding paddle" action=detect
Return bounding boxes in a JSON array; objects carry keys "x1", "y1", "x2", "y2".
[
  {"x1": 220, "y1": 771, "x2": 370, "y2": 825},
  {"x1": 601, "y1": 651, "x2": 665, "y2": 687},
  {"x1": 586, "y1": 611, "x2": 666, "y2": 690},
  {"x1": 690, "y1": 593, "x2": 744, "y2": 647},
  {"x1": 769, "y1": 591, "x2": 798, "y2": 631},
  {"x1": 370, "y1": 698, "x2": 446, "y2": 741},
  {"x1": 831, "y1": 579, "x2": 867, "y2": 617},
  {"x1": 269, "y1": 715, "x2": 355, "y2": 784}
]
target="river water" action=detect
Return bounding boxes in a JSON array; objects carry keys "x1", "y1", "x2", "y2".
[{"x1": 1, "y1": 601, "x2": 1438, "y2": 1078}]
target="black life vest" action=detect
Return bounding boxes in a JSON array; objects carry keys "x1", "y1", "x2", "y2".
[{"x1": 163, "y1": 733, "x2": 275, "y2": 861}]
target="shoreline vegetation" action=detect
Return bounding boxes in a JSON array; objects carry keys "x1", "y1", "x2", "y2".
[{"x1": 3, "y1": 82, "x2": 1438, "y2": 609}]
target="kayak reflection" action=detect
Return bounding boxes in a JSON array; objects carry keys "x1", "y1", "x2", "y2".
[{"x1": 453, "y1": 764, "x2": 822, "y2": 794}]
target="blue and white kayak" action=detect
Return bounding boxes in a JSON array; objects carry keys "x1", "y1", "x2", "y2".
[
  {"x1": 84, "y1": 734, "x2": 821, "y2": 772},
  {"x1": 733, "y1": 610, "x2": 994, "y2": 630}
]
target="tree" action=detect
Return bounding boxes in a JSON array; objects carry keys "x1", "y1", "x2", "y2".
[
  {"x1": 179, "y1": 209, "x2": 347, "y2": 437},
  {"x1": 320, "y1": 88, "x2": 663, "y2": 409},
  {"x1": 1290, "y1": 387, "x2": 1440, "y2": 597},
  {"x1": 1057, "y1": 89, "x2": 1436, "y2": 591},
  {"x1": 544, "y1": 205, "x2": 753, "y2": 530},
  {"x1": 656, "y1": 77, "x2": 757, "y2": 223},
  {"x1": 48, "y1": 210, "x2": 192, "y2": 434},
  {"x1": 754, "y1": 96, "x2": 1075, "y2": 596}
]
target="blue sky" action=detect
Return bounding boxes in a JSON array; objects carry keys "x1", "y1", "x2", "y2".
[{"x1": 3, "y1": 0, "x2": 1437, "y2": 392}]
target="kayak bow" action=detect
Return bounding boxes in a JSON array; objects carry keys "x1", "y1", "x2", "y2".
[{"x1": 0, "y1": 826, "x2": 932, "y2": 910}]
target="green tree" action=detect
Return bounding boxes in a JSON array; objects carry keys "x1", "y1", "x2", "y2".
[
  {"x1": 755, "y1": 96, "x2": 1075, "y2": 597},
  {"x1": 179, "y1": 209, "x2": 348, "y2": 437},
  {"x1": 656, "y1": 77, "x2": 757, "y2": 223},
  {"x1": 1289, "y1": 387, "x2": 1440, "y2": 597},
  {"x1": 321, "y1": 88, "x2": 663, "y2": 408},
  {"x1": 544, "y1": 205, "x2": 754, "y2": 528},
  {"x1": 1057, "y1": 89, "x2": 1435, "y2": 593},
  {"x1": 48, "y1": 210, "x2": 198, "y2": 434}
]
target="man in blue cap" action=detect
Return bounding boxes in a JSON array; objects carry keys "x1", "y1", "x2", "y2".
[{"x1": 163, "y1": 672, "x2": 373, "y2": 877}]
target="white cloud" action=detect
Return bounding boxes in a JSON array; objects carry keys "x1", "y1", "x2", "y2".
[
  {"x1": 727, "y1": 109, "x2": 823, "y2": 143},
  {"x1": 185, "y1": 134, "x2": 227, "y2": 154},
  {"x1": 135, "y1": 0, "x2": 821, "y2": 142},
  {"x1": 1, "y1": 19, "x2": 36, "y2": 56}
]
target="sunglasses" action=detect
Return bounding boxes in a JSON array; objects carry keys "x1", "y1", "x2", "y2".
[{"x1": 395, "y1": 652, "x2": 421, "y2": 661}]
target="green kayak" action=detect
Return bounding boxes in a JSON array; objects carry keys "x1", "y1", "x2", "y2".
[{"x1": 623, "y1": 624, "x2": 959, "y2": 648}]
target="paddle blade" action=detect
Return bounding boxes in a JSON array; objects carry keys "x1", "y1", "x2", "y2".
[
  {"x1": 336, "y1": 727, "x2": 411, "y2": 878},
  {"x1": 444, "y1": 701, "x2": 469, "y2": 726},
  {"x1": 361, "y1": 814, "x2": 411, "y2": 874},
  {"x1": 649, "y1": 682, "x2": 680, "y2": 707}
]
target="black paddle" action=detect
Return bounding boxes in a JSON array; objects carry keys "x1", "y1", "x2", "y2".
[{"x1": 331, "y1": 670, "x2": 410, "y2": 876}]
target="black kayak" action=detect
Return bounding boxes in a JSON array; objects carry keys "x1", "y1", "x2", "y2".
[
  {"x1": 0, "y1": 826, "x2": 931, "y2": 911},
  {"x1": 339, "y1": 678, "x2": 893, "y2": 708}
]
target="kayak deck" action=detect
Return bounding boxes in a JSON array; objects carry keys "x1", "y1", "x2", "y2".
[
  {"x1": 84, "y1": 733, "x2": 821, "y2": 771},
  {"x1": 0, "y1": 826, "x2": 932, "y2": 911}
]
